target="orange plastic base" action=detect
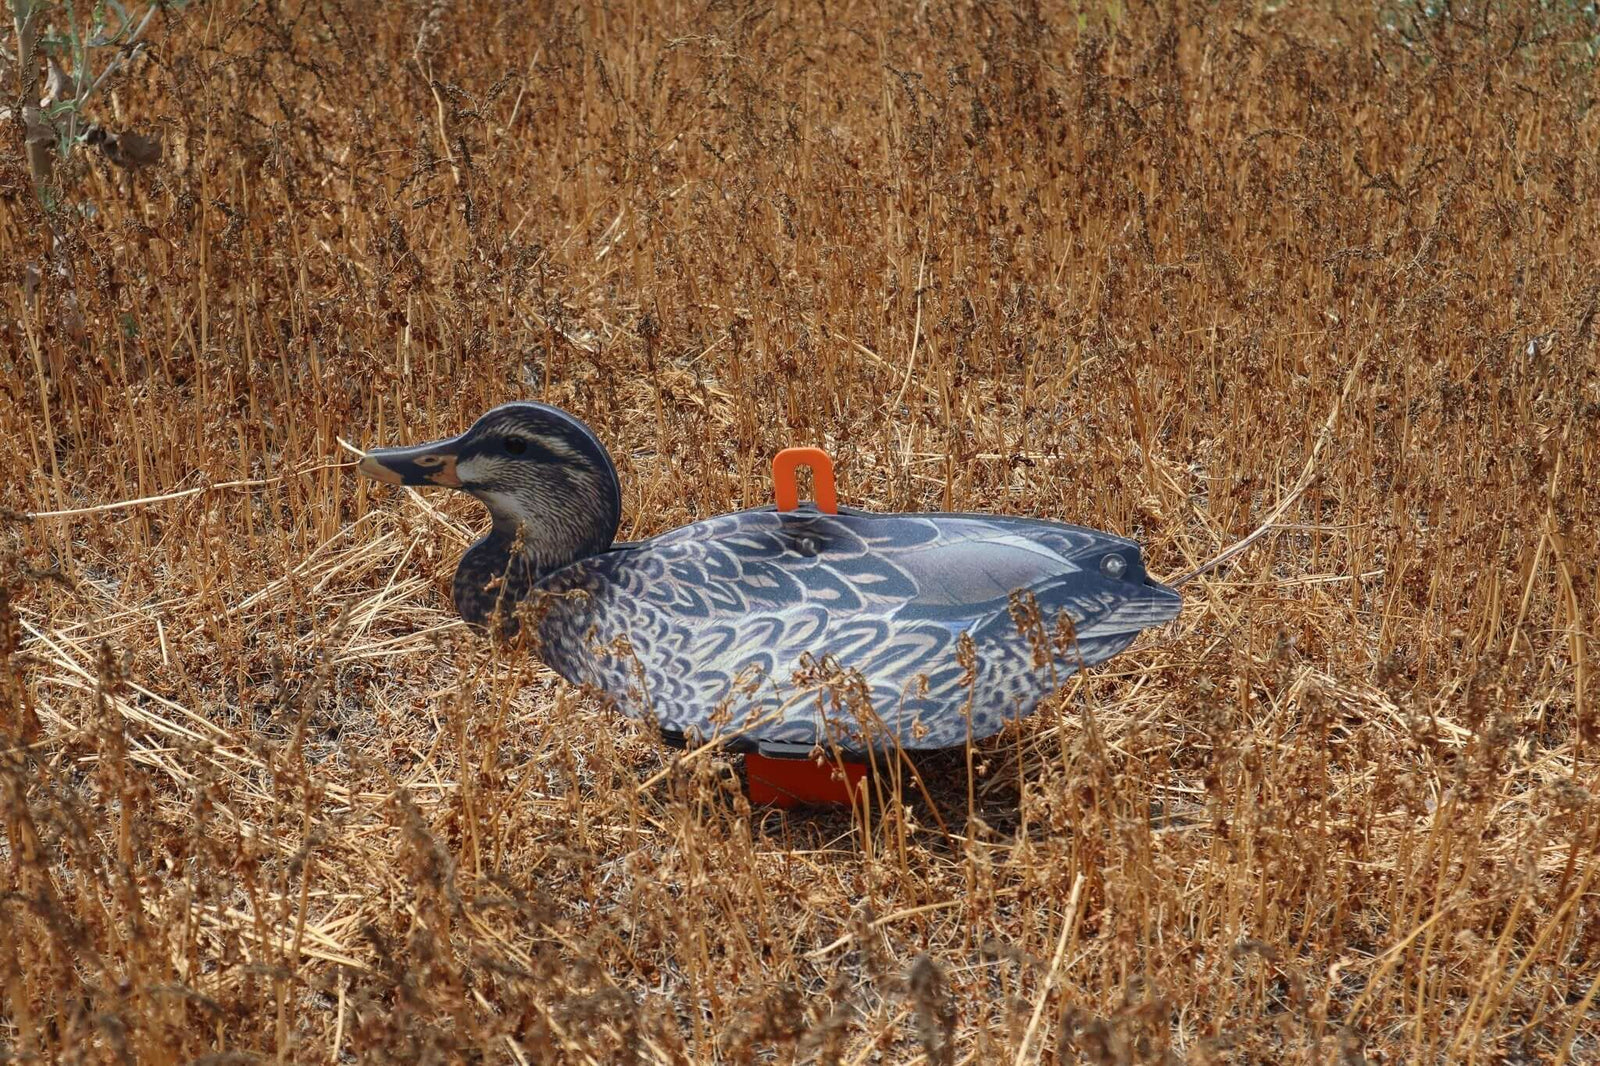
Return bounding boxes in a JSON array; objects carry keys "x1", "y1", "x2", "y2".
[{"x1": 746, "y1": 752, "x2": 866, "y2": 808}]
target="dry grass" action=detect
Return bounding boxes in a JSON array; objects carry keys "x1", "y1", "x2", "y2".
[{"x1": 3, "y1": 0, "x2": 1598, "y2": 1061}]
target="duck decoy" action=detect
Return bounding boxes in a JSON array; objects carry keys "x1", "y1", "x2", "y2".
[{"x1": 358, "y1": 402, "x2": 1181, "y2": 761}]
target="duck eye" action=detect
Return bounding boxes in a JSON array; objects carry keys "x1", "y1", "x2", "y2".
[
  {"x1": 1100, "y1": 553, "x2": 1128, "y2": 579},
  {"x1": 504, "y1": 436, "x2": 527, "y2": 455}
]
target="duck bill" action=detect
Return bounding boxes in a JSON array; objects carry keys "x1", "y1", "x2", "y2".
[{"x1": 358, "y1": 436, "x2": 465, "y2": 488}]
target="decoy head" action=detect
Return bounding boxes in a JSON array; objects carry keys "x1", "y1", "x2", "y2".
[{"x1": 359, "y1": 402, "x2": 623, "y2": 627}]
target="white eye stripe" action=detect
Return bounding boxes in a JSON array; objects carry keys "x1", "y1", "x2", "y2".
[{"x1": 484, "y1": 427, "x2": 579, "y2": 458}]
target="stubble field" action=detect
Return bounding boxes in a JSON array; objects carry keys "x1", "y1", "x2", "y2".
[{"x1": 2, "y1": 0, "x2": 1598, "y2": 1062}]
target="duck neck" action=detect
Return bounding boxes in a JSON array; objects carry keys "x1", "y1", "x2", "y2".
[
  {"x1": 452, "y1": 466, "x2": 621, "y2": 631},
  {"x1": 452, "y1": 534, "x2": 539, "y2": 632}
]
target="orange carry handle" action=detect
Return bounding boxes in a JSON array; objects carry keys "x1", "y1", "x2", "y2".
[{"x1": 772, "y1": 447, "x2": 837, "y2": 514}]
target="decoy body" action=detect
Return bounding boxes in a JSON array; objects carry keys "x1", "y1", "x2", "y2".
[{"x1": 360, "y1": 402, "x2": 1181, "y2": 755}]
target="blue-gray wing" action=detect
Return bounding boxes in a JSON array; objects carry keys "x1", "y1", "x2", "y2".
[{"x1": 533, "y1": 508, "x2": 1179, "y2": 753}]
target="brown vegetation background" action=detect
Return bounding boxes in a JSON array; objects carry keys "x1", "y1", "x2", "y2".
[{"x1": 3, "y1": 0, "x2": 1598, "y2": 1061}]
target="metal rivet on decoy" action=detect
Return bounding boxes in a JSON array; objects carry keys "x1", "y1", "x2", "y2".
[{"x1": 358, "y1": 401, "x2": 1181, "y2": 755}]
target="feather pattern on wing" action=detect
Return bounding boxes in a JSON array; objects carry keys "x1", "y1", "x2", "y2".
[{"x1": 531, "y1": 506, "x2": 1181, "y2": 753}]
